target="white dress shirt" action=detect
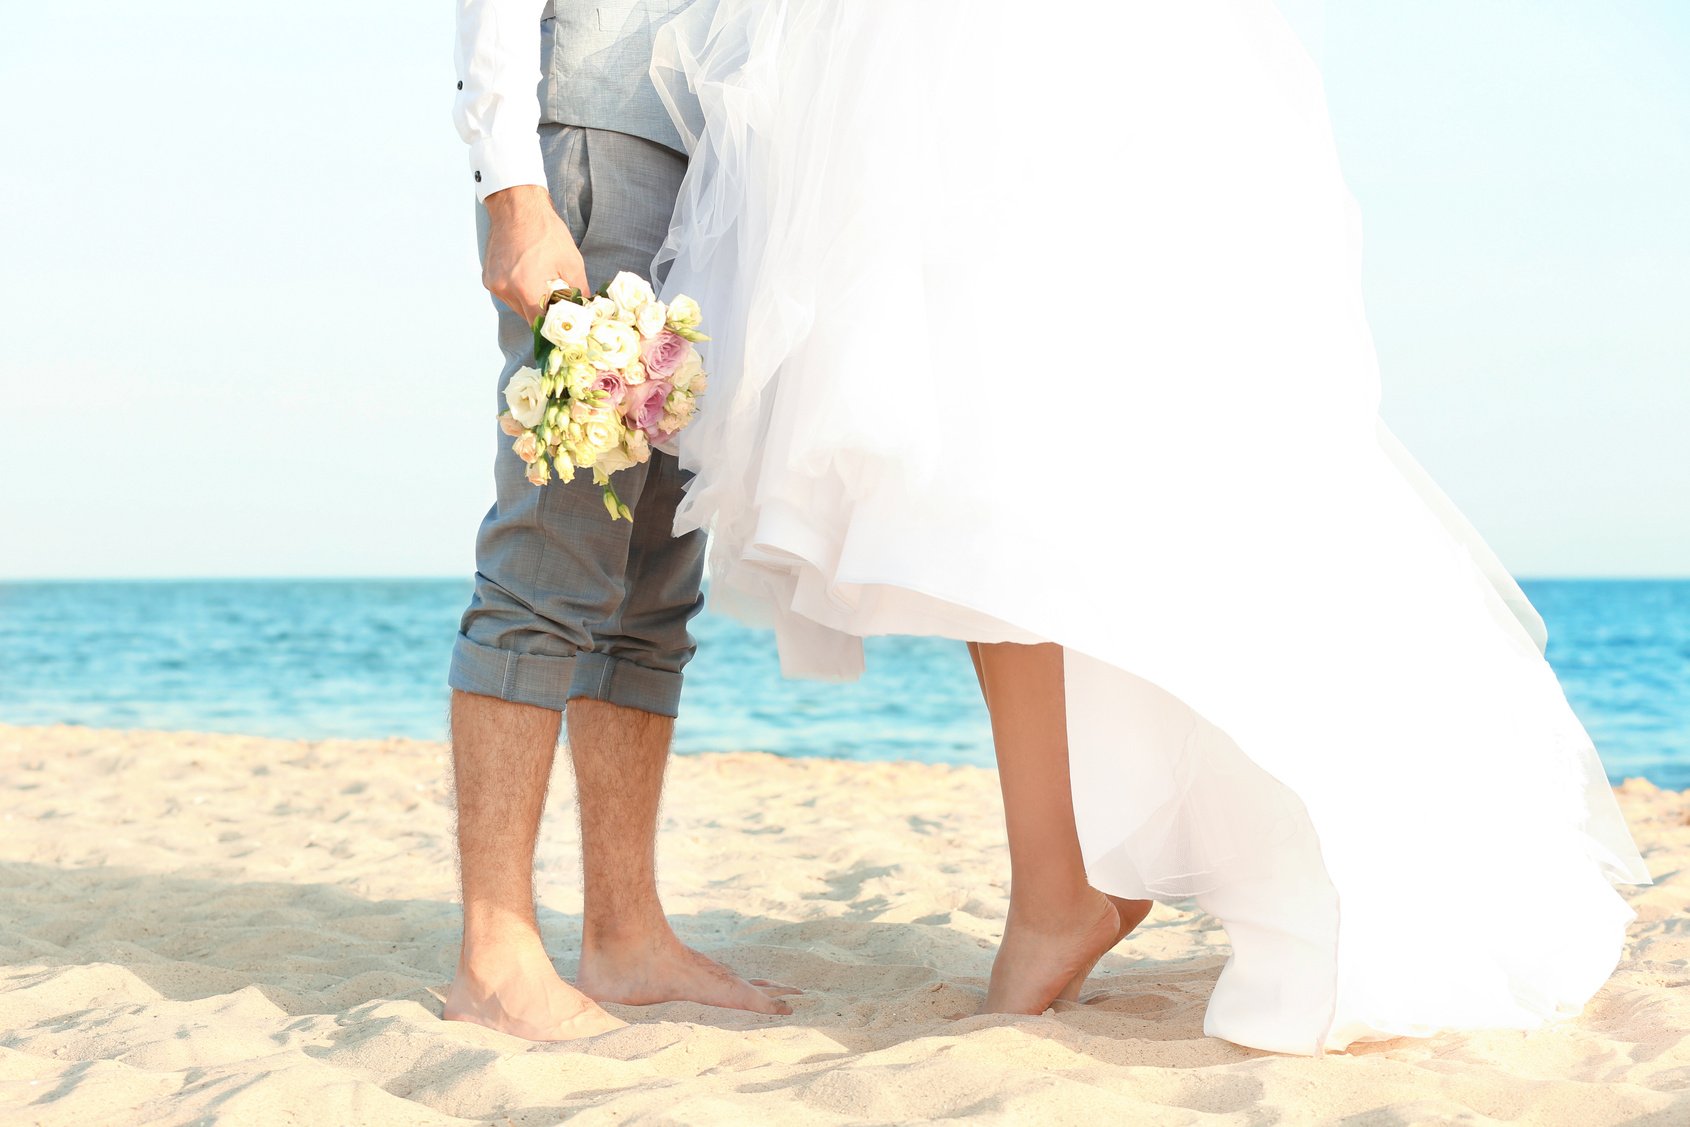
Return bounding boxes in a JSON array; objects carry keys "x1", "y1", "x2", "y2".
[{"x1": 454, "y1": 0, "x2": 549, "y2": 202}]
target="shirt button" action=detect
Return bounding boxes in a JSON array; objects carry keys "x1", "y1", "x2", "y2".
[
  {"x1": 457, "y1": 81, "x2": 463, "y2": 90},
  {"x1": 474, "y1": 171, "x2": 482, "y2": 183}
]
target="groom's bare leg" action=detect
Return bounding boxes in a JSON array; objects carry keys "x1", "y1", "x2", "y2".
[
  {"x1": 569, "y1": 698, "x2": 795, "y2": 1014},
  {"x1": 443, "y1": 690, "x2": 625, "y2": 1040}
]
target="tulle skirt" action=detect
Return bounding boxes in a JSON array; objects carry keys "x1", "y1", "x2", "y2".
[{"x1": 651, "y1": 0, "x2": 1651, "y2": 1054}]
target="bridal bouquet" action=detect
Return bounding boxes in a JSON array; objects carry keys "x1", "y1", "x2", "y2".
[{"x1": 499, "y1": 272, "x2": 709, "y2": 522}]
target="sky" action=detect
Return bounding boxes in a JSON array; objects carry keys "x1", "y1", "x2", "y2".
[{"x1": 1, "y1": 1, "x2": 1686, "y2": 580}]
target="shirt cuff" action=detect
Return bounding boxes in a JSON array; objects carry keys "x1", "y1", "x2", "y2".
[{"x1": 469, "y1": 134, "x2": 548, "y2": 203}]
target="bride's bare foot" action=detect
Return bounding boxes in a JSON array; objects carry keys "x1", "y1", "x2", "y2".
[
  {"x1": 1056, "y1": 893, "x2": 1154, "y2": 1003},
  {"x1": 577, "y1": 927, "x2": 798, "y2": 1015},
  {"x1": 444, "y1": 933, "x2": 626, "y2": 1041},
  {"x1": 982, "y1": 888, "x2": 1120, "y2": 1015}
]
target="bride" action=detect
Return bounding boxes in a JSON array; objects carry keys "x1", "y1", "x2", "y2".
[{"x1": 648, "y1": 0, "x2": 1651, "y2": 1053}]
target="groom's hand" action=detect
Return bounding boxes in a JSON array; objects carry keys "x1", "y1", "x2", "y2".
[{"x1": 482, "y1": 185, "x2": 590, "y2": 326}]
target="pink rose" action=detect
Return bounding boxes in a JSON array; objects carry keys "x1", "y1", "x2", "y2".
[
  {"x1": 624, "y1": 379, "x2": 674, "y2": 438},
  {"x1": 589, "y1": 371, "x2": 626, "y2": 409},
  {"x1": 641, "y1": 330, "x2": 691, "y2": 381}
]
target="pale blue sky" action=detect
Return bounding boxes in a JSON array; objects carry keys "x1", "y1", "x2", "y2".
[{"x1": 1, "y1": 2, "x2": 1685, "y2": 579}]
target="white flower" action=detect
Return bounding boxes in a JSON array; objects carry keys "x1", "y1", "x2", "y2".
[
  {"x1": 634, "y1": 300, "x2": 668, "y2": 339},
  {"x1": 569, "y1": 399, "x2": 612, "y2": 424},
  {"x1": 670, "y1": 351, "x2": 705, "y2": 393},
  {"x1": 622, "y1": 359, "x2": 648, "y2": 386},
  {"x1": 581, "y1": 416, "x2": 622, "y2": 454},
  {"x1": 562, "y1": 359, "x2": 596, "y2": 398},
  {"x1": 590, "y1": 296, "x2": 619, "y2": 321},
  {"x1": 607, "y1": 272, "x2": 657, "y2": 315},
  {"x1": 666, "y1": 295, "x2": 702, "y2": 331},
  {"x1": 552, "y1": 454, "x2": 576, "y2": 483},
  {"x1": 525, "y1": 457, "x2": 551, "y2": 486},
  {"x1": 625, "y1": 428, "x2": 651, "y2": 463},
  {"x1": 502, "y1": 366, "x2": 547, "y2": 429},
  {"x1": 588, "y1": 320, "x2": 641, "y2": 370},
  {"x1": 596, "y1": 445, "x2": 638, "y2": 476},
  {"x1": 541, "y1": 300, "x2": 593, "y2": 348}
]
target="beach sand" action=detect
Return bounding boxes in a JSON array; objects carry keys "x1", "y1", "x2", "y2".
[{"x1": 1, "y1": 724, "x2": 1686, "y2": 1125}]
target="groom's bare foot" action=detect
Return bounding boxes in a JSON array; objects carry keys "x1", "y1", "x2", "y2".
[
  {"x1": 982, "y1": 889, "x2": 1120, "y2": 1015},
  {"x1": 577, "y1": 927, "x2": 798, "y2": 1015},
  {"x1": 445, "y1": 933, "x2": 626, "y2": 1041},
  {"x1": 1056, "y1": 893, "x2": 1154, "y2": 1003}
]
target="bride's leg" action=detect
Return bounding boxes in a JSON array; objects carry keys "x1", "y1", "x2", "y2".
[
  {"x1": 968, "y1": 644, "x2": 1154, "y2": 1005},
  {"x1": 970, "y1": 641, "x2": 1121, "y2": 1014}
]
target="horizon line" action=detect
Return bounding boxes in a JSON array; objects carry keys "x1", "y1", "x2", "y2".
[{"x1": 3, "y1": 573, "x2": 1689, "y2": 585}]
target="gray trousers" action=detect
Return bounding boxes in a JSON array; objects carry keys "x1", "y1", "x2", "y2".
[{"x1": 449, "y1": 126, "x2": 705, "y2": 718}]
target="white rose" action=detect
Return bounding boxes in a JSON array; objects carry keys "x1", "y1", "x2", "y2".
[
  {"x1": 590, "y1": 296, "x2": 619, "y2": 321},
  {"x1": 665, "y1": 294, "x2": 702, "y2": 331},
  {"x1": 634, "y1": 300, "x2": 668, "y2": 339},
  {"x1": 541, "y1": 300, "x2": 593, "y2": 348},
  {"x1": 588, "y1": 321, "x2": 641, "y2": 370},
  {"x1": 623, "y1": 360, "x2": 648, "y2": 386},
  {"x1": 581, "y1": 417, "x2": 622, "y2": 454},
  {"x1": 670, "y1": 351, "x2": 705, "y2": 393},
  {"x1": 607, "y1": 272, "x2": 657, "y2": 315},
  {"x1": 502, "y1": 366, "x2": 547, "y2": 429}
]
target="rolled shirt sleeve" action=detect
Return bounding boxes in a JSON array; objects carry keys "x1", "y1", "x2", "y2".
[{"x1": 454, "y1": 0, "x2": 549, "y2": 201}]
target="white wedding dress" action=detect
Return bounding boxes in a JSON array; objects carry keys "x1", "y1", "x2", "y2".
[{"x1": 650, "y1": 0, "x2": 1651, "y2": 1054}]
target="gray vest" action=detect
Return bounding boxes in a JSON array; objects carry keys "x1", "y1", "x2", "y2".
[{"x1": 541, "y1": 1, "x2": 691, "y2": 154}]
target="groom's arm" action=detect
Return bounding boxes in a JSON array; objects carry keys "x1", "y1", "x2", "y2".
[{"x1": 454, "y1": 0, "x2": 589, "y2": 325}]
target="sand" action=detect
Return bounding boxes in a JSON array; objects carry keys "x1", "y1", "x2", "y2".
[{"x1": 1, "y1": 723, "x2": 1686, "y2": 1126}]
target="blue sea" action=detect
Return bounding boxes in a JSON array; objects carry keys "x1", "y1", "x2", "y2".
[{"x1": 0, "y1": 580, "x2": 1684, "y2": 787}]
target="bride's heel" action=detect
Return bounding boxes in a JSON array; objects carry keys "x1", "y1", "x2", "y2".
[
  {"x1": 1055, "y1": 894, "x2": 1153, "y2": 1004},
  {"x1": 982, "y1": 890, "x2": 1122, "y2": 1016}
]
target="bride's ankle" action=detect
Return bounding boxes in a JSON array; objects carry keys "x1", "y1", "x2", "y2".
[{"x1": 1005, "y1": 885, "x2": 1115, "y2": 930}]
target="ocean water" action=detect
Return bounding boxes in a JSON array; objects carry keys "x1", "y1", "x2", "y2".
[{"x1": 0, "y1": 580, "x2": 1684, "y2": 787}]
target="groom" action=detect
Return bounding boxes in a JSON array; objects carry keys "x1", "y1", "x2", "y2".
[{"x1": 444, "y1": 0, "x2": 790, "y2": 1039}]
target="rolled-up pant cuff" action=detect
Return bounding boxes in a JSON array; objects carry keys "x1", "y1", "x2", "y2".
[{"x1": 448, "y1": 634, "x2": 684, "y2": 718}]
